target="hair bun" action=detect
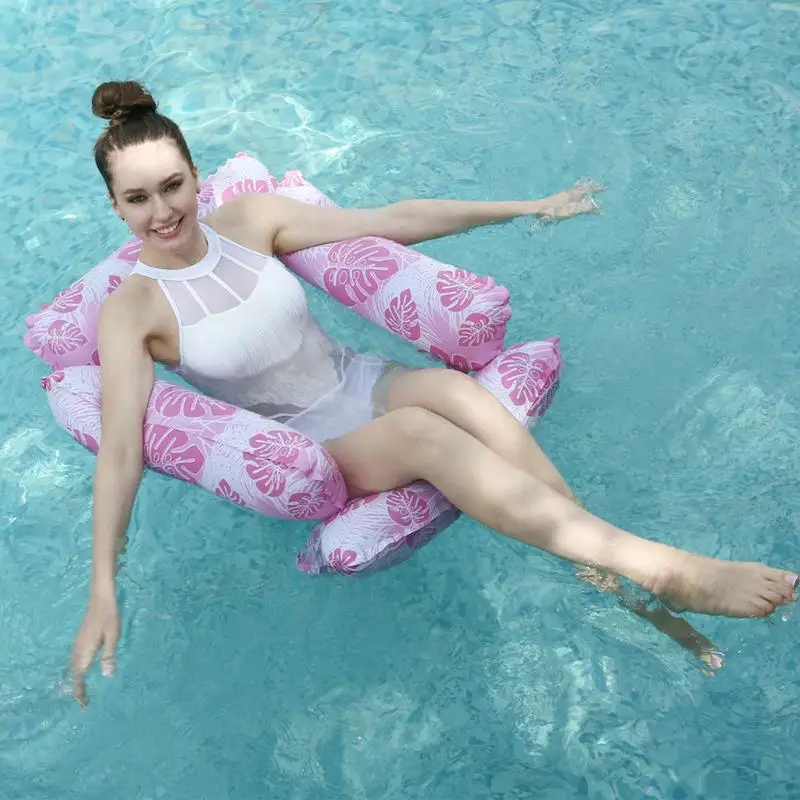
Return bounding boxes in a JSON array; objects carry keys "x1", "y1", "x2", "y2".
[{"x1": 92, "y1": 81, "x2": 157, "y2": 127}]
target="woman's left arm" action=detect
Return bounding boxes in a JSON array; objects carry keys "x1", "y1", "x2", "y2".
[{"x1": 245, "y1": 180, "x2": 602, "y2": 255}]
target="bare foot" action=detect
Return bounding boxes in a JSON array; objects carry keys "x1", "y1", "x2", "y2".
[
  {"x1": 646, "y1": 552, "x2": 798, "y2": 618},
  {"x1": 577, "y1": 565, "x2": 724, "y2": 672},
  {"x1": 536, "y1": 179, "x2": 603, "y2": 222},
  {"x1": 697, "y1": 648, "x2": 724, "y2": 677}
]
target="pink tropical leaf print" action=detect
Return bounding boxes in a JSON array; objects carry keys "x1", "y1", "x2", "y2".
[
  {"x1": 322, "y1": 240, "x2": 400, "y2": 306},
  {"x1": 288, "y1": 484, "x2": 327, "y2": 518},
  {"x1": 154, "y1": 385, "x2": 236, "y2": 419},
  {"x1": 116, "y1": 239, "x2": 142, "y2": 263},
  {"x1": 387, "y1": 489, "x2": 431, "y2": 527},
  {"x1": 197, "y1": 183, "x2": 215, "y2": 208},
  {"x1": 457, "y1": 313, "x2": 498, "y2": 347},
  {"x1": 107, "y1": 275, "x2": 122, "y2": 294},
  {"x1": 51, "y1": 282, "x2": 84, "y2": 314},
  {"x1": 329, "y1": 548, "x2": 359, "y2": 574},
  {"x1": 215, "y1": 479, "x2": 245, "y2": 506},
  {"x1": 384, "y1": 289, "x2": 421, "y2": 341},
  {"x1": 69, "y1": 428, "x2": 99, "y2": 453},
  {"x1": 279, "y1": 170, "x2": 306, "y2": 187},
  {"x1": 245, "y1": 430, "x2": 311, "y2": 468},
  {"x1": 221, "y1": 179, "x2": 272, "y2": 204},
  {"x1": 498, "y1": 352, "x2": 543, "y2": 407},
  {"x1": 435, "y1": 269, "x2": 490, "y2": 312},
  {"x1": 46, "y1": 320, "x2": 88, "y2": 355},
  {"x1": 243, "y1": 442, "x2": 289, "y2": 496},
  {"x1": 91, "y1": 350, "x2": 101, "y2": 366},
  {"x1": 144, "y1": 426, "x2": 205, "y2": 483},
  {"x1": 530, "y1": 376, "x2": 559, "y2": 418},
  {"x1": 429, "y1": 346, "x2": 476, "y2": 373},
  {"x1": 40, "y1": 371, "x2": 65, "y2": 392}
]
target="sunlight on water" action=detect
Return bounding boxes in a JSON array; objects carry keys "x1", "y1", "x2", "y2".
[{"x1": 0, "y1": 0, "x2": 798, "y2": 798}]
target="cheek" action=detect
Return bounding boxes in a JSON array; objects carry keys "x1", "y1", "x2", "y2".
[
  {"x1": 124, "y1": 205, "x2": 151, "y2": 229},
  {"x1": 178, "y1": 186, "x2": 200, "y2": 211}
]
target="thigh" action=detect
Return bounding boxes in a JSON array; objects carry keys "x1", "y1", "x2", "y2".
[
  {"x1": 385, "y1": 367, "x2": 524, "y2": 451},
  {"x1": 383, "y1": 366, "x2": 574, "y2": 497},
  {"x1": 386, "y1": 366, "x2": 505, "y2": 422},
  {"x1": 323, "y1": 406, "x2": 439, "y2": 497}
]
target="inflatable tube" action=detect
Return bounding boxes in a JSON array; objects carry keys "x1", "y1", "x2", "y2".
[
  {"x1": 24, "y1": 153, "x2": 562, "y2": 574},
  {"x1": 24, "y1": 152, "x2": 512, "y2": 373}
]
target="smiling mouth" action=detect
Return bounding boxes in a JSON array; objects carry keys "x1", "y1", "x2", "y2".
[{"x1": 153, "y1": 218, "x2": 183, "y2": 239}]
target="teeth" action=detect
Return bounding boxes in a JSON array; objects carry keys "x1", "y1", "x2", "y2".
[{"x1": 156, "y1": 221, "x2": 179, "y2": 235}]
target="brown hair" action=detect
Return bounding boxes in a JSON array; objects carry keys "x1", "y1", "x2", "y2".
[{"x1": 91, "y1": 80, "x2": 194, "y2": 194}]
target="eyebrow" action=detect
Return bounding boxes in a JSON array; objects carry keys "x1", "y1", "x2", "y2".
[{"x1": 122, "y1": 172, "x2": 184, "y2": 196}]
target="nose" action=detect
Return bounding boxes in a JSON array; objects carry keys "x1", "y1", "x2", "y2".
[{"x1": 150, "y1": 194, "x2": 172, "y2": 223}]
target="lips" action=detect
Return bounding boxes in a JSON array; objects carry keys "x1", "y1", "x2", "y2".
[{"x1": 153, "y1": 217, "x2": 183, "y2": 240}]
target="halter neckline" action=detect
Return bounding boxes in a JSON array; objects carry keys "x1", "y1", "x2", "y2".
[{"x1": 133, "y1": 223, "x2": 221, "y2": 281}]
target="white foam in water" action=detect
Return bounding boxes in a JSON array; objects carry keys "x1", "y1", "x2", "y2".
[{"x1": 0, "y1": 426, "x2": 78, "y2": 505}]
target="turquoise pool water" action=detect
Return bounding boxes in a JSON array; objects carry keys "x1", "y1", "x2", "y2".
[{"x1": 2, "y1": 0, "x2": 799, "y2": 797}]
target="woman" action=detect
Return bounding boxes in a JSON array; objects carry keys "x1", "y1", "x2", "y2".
[{"x1": 71, "y1": 80, "x2": 797, "y2": 706}]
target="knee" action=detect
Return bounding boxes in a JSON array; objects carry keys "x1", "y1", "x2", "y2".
[
  {"x1": 389, "y1": 367, "x2": 484, "y2": 414},
  {"x1": 390, "y1": 406, "x2": 451, "y2": 467},
  {"x1": 433, "y1": 369, "x2": 481, "y2": 402}
]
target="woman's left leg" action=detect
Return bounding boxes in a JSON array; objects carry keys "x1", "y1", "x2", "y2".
[
  {"x1": 383, "y1": 367, "x2": 724, "y2": 669},
  {"x1": 384, "y1": 367, "x2": 575, "y2": 498}
]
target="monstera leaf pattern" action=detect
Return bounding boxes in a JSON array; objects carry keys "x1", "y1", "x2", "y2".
[
  {"x1": 296, "y1": 338, "x2": 562, "y2": 575},
  {"x1": 26, "y1": 152, "x2": 559, "y2": 577},
  {"x1": 24, "y1": 152, "x2": 510, "y2": 371}
]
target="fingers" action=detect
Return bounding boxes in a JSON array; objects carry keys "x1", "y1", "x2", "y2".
[
  {"x1": 71, "y1": 648, "x2": 93, "y2": 708},
  {"x1": 72, "y1": 674, "x2": 89, "y2": 709},
  {"x1": 538, "y1": 185, "x2": 603, "y2": 223},
  {"x1": 70, "y1": 619, "x2": 119, "y2": 707},
  {"x1": 573, "y1": 178, "x2": 604, "y2": 195},
  {"x1": 574, "y1": 198, "x2": 601, "y2": 215},
  {"x1": 71, "y1": 635, "x2": 94, "y2": 680},
  {"x1": 101, "y1": 633, "x2": 118, "y2": 677}
]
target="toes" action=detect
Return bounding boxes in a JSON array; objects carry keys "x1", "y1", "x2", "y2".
[
  {"x1": 753, "y1": 599, "x2": 776, "y2": 617},
  {"x1": 767, "y1": 572, "x2": 798, "y2": 604},
  {"x1": 700, "y1": 650, "x2": 724, "y2": 671},
  {"x1": 758, "y1": 586, "x2": 787, "y2": 610}
]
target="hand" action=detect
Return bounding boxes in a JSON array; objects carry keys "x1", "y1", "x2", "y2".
[
  {"x1": 534, "y1": 179, "x2": 603, "y2": 222},
  {"x1": 71, "y1": 589, "x2": 120, "y2": 707}
]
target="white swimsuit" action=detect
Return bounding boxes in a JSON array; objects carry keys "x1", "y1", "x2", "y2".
[{"x1": 131, "y1": 223, "x2": 403, "y2": 441}]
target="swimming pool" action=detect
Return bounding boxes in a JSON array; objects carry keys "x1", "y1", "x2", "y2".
[{"x1": 2, "y1": 0, "x2": 799, "y2": 797}]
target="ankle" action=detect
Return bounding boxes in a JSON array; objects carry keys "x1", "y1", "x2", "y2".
[{"x1": 606, "y1": 533, "x2": 684, "y2": 593}]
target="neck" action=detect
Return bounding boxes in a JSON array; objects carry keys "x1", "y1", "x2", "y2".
[{"x1": 138, "y1": 220, "x2": 209, "y2": 269}]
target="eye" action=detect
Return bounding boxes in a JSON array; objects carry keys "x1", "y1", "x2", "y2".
[
  {"x1": 128, "y1": 195, "x2": 146, "y2": 204},
  {"x1": 165, "y1": 181, "x2": 183, "y2": 193}
]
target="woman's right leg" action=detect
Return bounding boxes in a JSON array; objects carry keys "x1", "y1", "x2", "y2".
[{"x1": 324, "y1": 406, "x2": 798, "y2": 618}]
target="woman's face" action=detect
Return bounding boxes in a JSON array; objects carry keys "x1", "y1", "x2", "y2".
[{"x1": 108, "y1": 137, "x2": 202, "y2": 261}]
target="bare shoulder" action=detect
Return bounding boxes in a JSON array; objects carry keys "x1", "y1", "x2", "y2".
[
  {"x1": 203, "y1": 192, "x2": 291, "y2": 254},
  {"x1": 99, "y1": 277, "x2": 156, "y2": 340}
]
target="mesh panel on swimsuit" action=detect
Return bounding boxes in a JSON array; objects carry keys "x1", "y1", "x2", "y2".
[{"x1": 129, "y1": 224, "x2": 350, "y2": 414}]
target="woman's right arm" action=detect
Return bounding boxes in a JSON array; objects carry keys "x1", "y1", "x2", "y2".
[{"x1": 71, "y1": 289, "x2": 155, "y2": 707}]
